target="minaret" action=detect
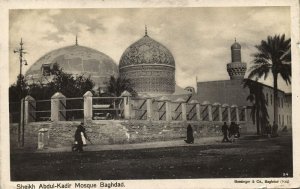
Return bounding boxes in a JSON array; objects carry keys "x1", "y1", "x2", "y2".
[
  {"x1": 75, "y1": 35, "x2": 78, "y2": 46},
  {"x1": 145, "y1": 25, "x2": 148, "y2": 36},
  {"x1": 226, "y1": 39, "x2": 247, "y2": 80}
]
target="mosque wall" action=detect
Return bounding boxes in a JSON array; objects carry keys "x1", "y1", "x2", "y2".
[
  {"x1": 10, "y1": 120, "x2": 256, "y2": 149},
  {"x1": 196, "y1": 80, "x2": 292, "y2": 128},
  {"x1": 196, "y1": 80, "x2": 250, "y2": 106}
]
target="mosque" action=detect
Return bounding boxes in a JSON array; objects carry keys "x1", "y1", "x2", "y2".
[
  {"x1": 25, "y1": 27, "x2": 292, "y2": 128},
  {"x1": 25, "y1": 27, "x2": 178, "y2": 96}
]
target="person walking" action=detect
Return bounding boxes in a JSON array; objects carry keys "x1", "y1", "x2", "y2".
[
  {"x1": 73, "y1": 122, "x2": 89, "y2": 152},
  {"x1": 221, "y1": 122, "x2": 230, "y2": 142},
  {"x1": 184, "y1": 124, "x2": 194, "y2": 144},
  {"x1": 233, "y1": 122, "x2": 240, "y2": 138}
]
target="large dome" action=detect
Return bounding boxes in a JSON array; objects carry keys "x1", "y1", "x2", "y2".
[
  {"x1": 25, "y1": 44, "x2": 118, "y2": 87},
  {"x1": 119, "y1": 32, "x2": 176, "y2": 96},
  {"x1": 119, "y1": 35, "x2": 175, "y2": 68}
]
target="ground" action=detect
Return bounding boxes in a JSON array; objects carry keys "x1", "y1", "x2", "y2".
[{"x1": 10, "y1": 134, "x2": 292, "y2": 181}]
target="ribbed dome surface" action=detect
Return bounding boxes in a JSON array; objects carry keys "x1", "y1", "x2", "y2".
[
  {"x1": 119, "y1": 35, "x2": 175, "y2": 68},
  {"x1": 25, "y1": 45, "x2": 118, "y2": 87}
]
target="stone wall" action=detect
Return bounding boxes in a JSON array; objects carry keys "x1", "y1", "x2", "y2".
[{"x1": 10, "y1": 120, "x2": 256, "y2": 149}]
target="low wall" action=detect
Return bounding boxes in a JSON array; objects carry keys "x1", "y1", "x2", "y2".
[{"x1": 10, "y1": 120, "x2": 256, "y2": 149}]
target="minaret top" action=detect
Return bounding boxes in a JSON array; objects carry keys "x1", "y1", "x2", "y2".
[
  {"x1": 145, "y1": 25, "x2": 148, "y2": 36},
  {"x1": 227, "y1": 39, "x2": 247, "y2": 80},
  {"x1": 231, "y1": 38, "x2": 241, "y2": 49},
  {"x1": 20, "y1": 38, "x2": 23, "y2": 46}
]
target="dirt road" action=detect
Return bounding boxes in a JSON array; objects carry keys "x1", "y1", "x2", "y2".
[{"x1": 11, "y1": 134, "x2": 292, "y2": 180}]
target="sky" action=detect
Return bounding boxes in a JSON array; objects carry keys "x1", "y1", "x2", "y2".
[{"x1": 9, "y1": 7, "x2": 291, "y2": 92}]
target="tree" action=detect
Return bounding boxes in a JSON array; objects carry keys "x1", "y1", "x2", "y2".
[
  {"x1": 106, "y1": 76, "x2": 136, "y2": 97},
  {"x1": 248, "y1": 34, "x2": 291, "y2": 134},
  {"x1": 49, "y1": 63, "x2": 95, "y2": 98},
  {"x1": 9, "y1": 63, "x2": 95, "y2": 101},
  {"x1": 9, "y1": 74, "x2": 28, "y2": 102},
  {"x1": 9, "y1": 63, "x2": 96, "y2": 121},
  {"x1": 243, "y1": 79, "x2": 269, "y2": 135}
]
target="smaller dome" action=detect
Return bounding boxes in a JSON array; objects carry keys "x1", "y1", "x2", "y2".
[
  {"x1": 231, "y1": 41, "x2": 241, "y2": 49},
  {"x1": 119, "y1": 35, "x2": 175, "y2": 68}
]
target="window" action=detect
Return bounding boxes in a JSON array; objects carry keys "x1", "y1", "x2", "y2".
[
  {"x1": 279, "y1": 114, "x2": 281, "y2": 125},
  {"x1": 282, "y1": 115, "x2": 284, "y2": 125},
  {"x1": 266, "y1": 93, "x2": 269, "y2": 105},
  {"x1": 42, "y1": 64, "x2": 51, "y2": 76}
]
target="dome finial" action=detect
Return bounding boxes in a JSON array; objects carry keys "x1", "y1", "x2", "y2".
[
  {"x1": 75, "y1": 35, "x2": 78, "y2": 46},
  {"x1": 145, "y1": 25, "x2": 148, "y2": 36}
]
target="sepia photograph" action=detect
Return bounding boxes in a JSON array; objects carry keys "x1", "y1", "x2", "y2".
[{"x1": 1, "y1": 0, "x2": 300, "y2": 188}]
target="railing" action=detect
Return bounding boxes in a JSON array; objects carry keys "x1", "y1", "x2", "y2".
[
  {"x1": 32, "y1": 99, "x2": 51, "y2": 121},
  {"x1": 131, "y1": 97, "x2": 147, "y2": 120},
  {"x1": 59, "y1": 97, "x2": 84, "y2": 121},
  {"x1": 239, "y1": 107, "x2": 245, "y2": 122},
  {"x1": 9, "y1": 91, "x2": 249, "y2": 123},
  {"x1": 201, "y1": 105, "x2": 209, "y2": 121},
  {"x1": 152, "y1": 99, "x2": 167, "y2": 121},
  {"x1": 231, "y1": 108, "x2": 237, "y2": 122},
  {"x1": 187, "y1": 103, "x2": 197, "y2": 121},
  {"x1": 222, "y1": 107, "x2": 228, "y2": 122},
  {"x1": 212, "y1": 105, "x2": 219, "y2": 121},
  {"x1": 172, "y1": 102, "x2": 182, "y2": 121},
  {"x1": 92, "y1": 97, "x2": 124, "y2": 120}
]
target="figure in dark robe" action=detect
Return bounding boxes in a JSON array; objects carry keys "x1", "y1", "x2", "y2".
[
  {"x1": 72, "y1": 122, "x2": 88, "y2": 152},
  {"x1": 184, "y1": 124, "x2": 194, "y2": 144},
  {"x1": 222, "y1": 122, "x2": 230, "y2": 142},
  {"x1": 233, "y1": 122, "x2": 240, "y2": 138},
  {"x1": 229, "y1": 122, "x2": 235, "y2": 138}
]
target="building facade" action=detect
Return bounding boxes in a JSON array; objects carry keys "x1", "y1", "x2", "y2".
[{"x1": 195, "y1": 40, "x2": 292, "y2": 128}]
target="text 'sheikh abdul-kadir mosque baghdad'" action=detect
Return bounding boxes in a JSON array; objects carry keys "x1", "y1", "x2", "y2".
[{"x1": 25, "y1": 27, "x2": 292, "y2": 128}]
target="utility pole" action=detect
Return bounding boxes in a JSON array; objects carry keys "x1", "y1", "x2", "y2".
[{"x1": 14, "y1": 38, "x2": 28, "y2": 147}]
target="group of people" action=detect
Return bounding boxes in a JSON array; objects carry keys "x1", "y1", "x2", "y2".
[
  {"x1": 75, "y1": 120, "x2": 280, "y2": 151},
  {"x1": 222, "y1": 122, "x2": 240, "y2": 143},
  {"x1": 264, "y1": 121, "x2": 278, "y2": 137},
  {"x1": 184, "y1": 122, "x2": 241, "y2": 144}
]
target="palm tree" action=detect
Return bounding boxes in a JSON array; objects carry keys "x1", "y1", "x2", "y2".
[
  {"x1": 106, "y1": 76, "x2": 136, "y2": 97},
  {"x1": 248, "y1": 34, "x2": 291, "y2": 134},
  {"x1": 243, "y1": 79, "x2": 269, "y2": 135}
]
